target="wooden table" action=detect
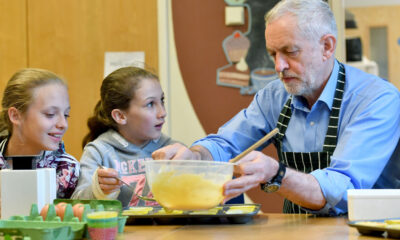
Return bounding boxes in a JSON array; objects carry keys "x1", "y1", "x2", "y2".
[{"x1": 116, "y1": 214, "x2": 383, "y2": 240}]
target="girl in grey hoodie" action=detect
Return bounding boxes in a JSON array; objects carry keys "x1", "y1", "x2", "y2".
[{"x1": 71, "y1": 67, "x2": 177, "y2": 207}]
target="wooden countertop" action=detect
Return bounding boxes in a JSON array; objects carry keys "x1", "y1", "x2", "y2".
[{"x1": 116, "y1": 213, "x2": 379, "y2": 240}]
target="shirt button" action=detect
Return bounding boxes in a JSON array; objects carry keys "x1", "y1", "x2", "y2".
[{"x1": 310, "y1": 121, "x2": 315, "y2": 126}]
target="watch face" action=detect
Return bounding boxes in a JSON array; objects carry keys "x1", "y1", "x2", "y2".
[{"x1": 265, "y1": 183, "x2": 280, "y2": 193}]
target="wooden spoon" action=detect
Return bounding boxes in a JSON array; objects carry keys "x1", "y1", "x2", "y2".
[{"x1": 229, "y1": 128, "x2": 279, "y2": 163}]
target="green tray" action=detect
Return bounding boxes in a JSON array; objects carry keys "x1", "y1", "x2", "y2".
[
  {"x1": 53, "y1": 199, "x2": 122, "y2": 214},
  {"x1": 0, "y1": 204, "x2": 85, "y2": 240},
  {"x1": 53, "y1": 199, "x2": 127, "y2": 233},
  {"x1": 0, "y1": 221, "x2": 75, "y2": 240},
  {"x1": 0, "y1": 199, "x2": 128, "y2": 240}
]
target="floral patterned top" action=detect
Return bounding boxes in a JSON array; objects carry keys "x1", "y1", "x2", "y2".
[{"x1": 0, "y1": 138, "x2": 80, "y2": 198}]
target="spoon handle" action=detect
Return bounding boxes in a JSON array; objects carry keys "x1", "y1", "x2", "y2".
[{"x1": 230, "y1": 128, "x2": 279, "y2": 163}]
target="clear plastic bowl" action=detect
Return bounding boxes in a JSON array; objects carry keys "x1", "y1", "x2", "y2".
[{"x1": 144, "y1": 160, "x2": 234, "y2": 210}]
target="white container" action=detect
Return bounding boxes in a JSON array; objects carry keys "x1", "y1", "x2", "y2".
[
  {"x1": 348, "y1": 189, "x2": 400, "y2": 221},
  {"x1": 0, "y1": 168, "x2": 57, "y2": 219}
]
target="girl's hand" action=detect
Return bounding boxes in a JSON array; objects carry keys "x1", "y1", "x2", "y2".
[{"x1": 97, "y1": 168, "x2": 122, "y2": 194}]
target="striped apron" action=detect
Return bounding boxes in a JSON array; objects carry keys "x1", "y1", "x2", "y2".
[{"x1": 273, "y1": 63, "x2": 345, "y2": 213}]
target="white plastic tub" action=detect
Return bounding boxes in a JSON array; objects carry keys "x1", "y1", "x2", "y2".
[
  {"x1": 348, "y1": 189, "x2": 400, "y2": 221},
  {"x1": 0, "y1": 169, "x2": 56, "y2": 219}
]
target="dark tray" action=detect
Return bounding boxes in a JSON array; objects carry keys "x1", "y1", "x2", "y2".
[
  {"x1": 123, "y1": 204, "x2": 260, "y2": 225},
  {"x1": 348, "y1": 218, "x2": 400, "y2": 238}
]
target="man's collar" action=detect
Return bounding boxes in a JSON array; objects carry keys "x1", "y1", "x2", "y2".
[
  {"x1": 291, "y1": 60, "x2": 339, "y2": 111},
  {"x1": 314, "y1": 59, "x2": 339, "y2": 110}
]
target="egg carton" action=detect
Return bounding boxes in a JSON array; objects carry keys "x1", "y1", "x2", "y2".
[
  {"x1": 0, "y1": 199, "x2": 127, "y2": 240},
  {"x1": 53, "y1": 199, "x2": 122, "y2": 214},
  {"x1": 52, "y1": 199, "x2": 127, "y2": 233}
]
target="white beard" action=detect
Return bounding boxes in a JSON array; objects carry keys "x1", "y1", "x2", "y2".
[{"x1": 280, "y1": 63, "x2": 320, "y2": 97}]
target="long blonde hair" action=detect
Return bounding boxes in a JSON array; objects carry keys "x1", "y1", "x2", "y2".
[{"x1": 0, "y1": 68, "x2": 66, "y2": 138}]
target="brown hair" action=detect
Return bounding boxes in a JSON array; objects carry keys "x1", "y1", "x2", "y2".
[
  {"x1": 0, "y1": 68, "x2": 66, "y2": 138},
  {"x1": 82, "y1": 66, "x2": 158, "y2": 148}
]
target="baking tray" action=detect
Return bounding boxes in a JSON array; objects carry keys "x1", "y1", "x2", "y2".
[
  {"x1": 348, "y1": 218, "x2": 400, "y2": 238},
  {"x1": 123, "y1": 204, "x2": 260, "y2": 225}
]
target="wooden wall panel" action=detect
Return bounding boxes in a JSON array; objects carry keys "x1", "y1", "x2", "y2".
[
  {"x1": 26, "y1": 0, "x2": 158, "y2": 158},
  {"x1": 0, "y1": 0, "x2": 27, "y2": 94}
]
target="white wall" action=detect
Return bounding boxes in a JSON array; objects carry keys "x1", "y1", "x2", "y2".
[
  {"x1": 329, "y1": 0, "x2": 346, "y2": 62},
  {"x1": 157, "y1": 0, "x2": 206, "y2": 146}
]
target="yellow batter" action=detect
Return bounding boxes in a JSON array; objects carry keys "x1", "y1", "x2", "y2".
[{"x1": 151, "y1": 172, "x2": 230, "y2": 210}]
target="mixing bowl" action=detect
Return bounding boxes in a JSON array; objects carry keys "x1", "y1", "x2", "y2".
[{"x1": 144, "y1": 160, "x2": 234, "y2": 210}]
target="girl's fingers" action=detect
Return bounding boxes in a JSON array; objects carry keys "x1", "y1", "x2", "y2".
[
  {"x1": 98, "y1": 168, "x2": 119, "y2": 178},
  {"x1": 98, "y1": 176, "x2": 120, "y2": 185},
  {"x1": 100, "y1": 183, "x2": 121, "y2": 194}
]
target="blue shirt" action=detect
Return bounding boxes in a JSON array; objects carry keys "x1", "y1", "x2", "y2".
[{"x1": 193, "y1": 60, "x2": 400, "y2": 215}]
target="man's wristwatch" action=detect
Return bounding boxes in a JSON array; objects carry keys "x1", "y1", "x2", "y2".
[{"x1": 261, "y1": 162, "x2": 286, "y2": 193}]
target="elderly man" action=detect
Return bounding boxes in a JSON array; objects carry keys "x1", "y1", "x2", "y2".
[{"x1": 153, "y1": 0, "x2": 400, "y2": 215}]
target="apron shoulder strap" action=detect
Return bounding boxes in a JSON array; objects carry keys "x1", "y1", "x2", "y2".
[{"x1": 322, "y1": 63, "x2": 346, "y2": 153}]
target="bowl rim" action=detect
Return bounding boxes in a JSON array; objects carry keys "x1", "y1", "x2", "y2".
[{"x1": 144, "y1": 159, "x2": 235, "y2": 166}]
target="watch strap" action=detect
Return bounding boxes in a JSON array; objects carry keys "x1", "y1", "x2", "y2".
[
  {"x1": 272, "y1": 161, "x2": 286, "y2": 184},
  {"x1": 260, "y1": 162, "x2": 286, "y2": 192}
]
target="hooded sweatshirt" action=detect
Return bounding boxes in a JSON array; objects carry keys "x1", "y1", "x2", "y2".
[{"x1": 71, "y1": 129, "x2": 177, "y2": 207}]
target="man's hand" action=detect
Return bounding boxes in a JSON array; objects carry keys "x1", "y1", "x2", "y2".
[
  {"x1": 98, "y1": 168, "x2": 122, "y2": 195},
  {"x1": 152, "y1": 143, "x2": 213, "y2": 160},
  {"x1": 152, "y1": 143, "x2": 198, "y2": 160},
  {"x1": 223, "y1": 151, "x2": 326, "y2": 210},
  {"x1": 223, "y1": 151, "x2": 279, "y2": 202}
]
